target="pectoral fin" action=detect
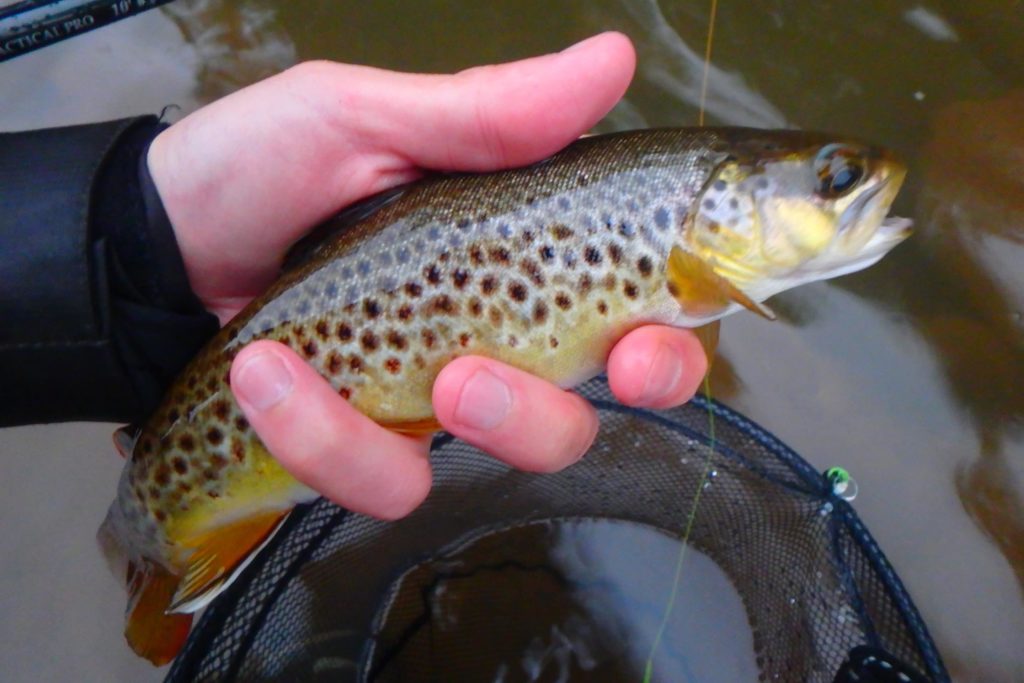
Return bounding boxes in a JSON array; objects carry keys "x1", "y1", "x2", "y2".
[
  {"x1": 170, "y1": 509, "x2": 291, "y2": 614},
  {"x1": 667, "y1": 246, "x2": 775, "y2": 321}
]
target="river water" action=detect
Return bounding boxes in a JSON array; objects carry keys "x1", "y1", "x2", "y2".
[{"x1": 0, "y1": 1, "x2": 1020, "y2": 681}]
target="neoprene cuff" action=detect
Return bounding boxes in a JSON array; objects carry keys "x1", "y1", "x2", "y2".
[{"x1": 0, "y1": 116, "x2": 219, "y2": 427}]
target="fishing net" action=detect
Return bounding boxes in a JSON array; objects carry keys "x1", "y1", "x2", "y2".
[{"x1": 164, "y1": 376, "x2": 948, "y2": 683}]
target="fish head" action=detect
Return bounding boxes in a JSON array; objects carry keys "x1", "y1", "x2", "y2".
[{"x1": 684, "y1": 132, "x2": 912, "y2": 300}]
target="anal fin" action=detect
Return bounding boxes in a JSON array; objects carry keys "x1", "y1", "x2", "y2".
[
  {"x1": 170, "y1": 508, "x2": 291, "y2": 614},
  {"x1": 125, "y1": 560, "x2": 193, "y2": 666}
]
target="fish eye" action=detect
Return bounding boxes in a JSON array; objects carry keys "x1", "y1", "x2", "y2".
[{"x1": 814, "y1": 144, "x2": 866, "y2": 199}]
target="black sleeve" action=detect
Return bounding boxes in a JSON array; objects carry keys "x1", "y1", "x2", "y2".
[{"x1": 0, "y1": 116, "x2": 220, "y2": 427}]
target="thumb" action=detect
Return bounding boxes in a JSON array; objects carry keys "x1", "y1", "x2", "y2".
[{"x1": 343, "y1": 31, "x2": 637, "y2": 170}]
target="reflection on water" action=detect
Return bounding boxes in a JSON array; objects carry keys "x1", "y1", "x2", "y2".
[
  {"x1": 914, "y1": 90, "x2": 1024, "y2": 606},
  {"x1": 1, "y1": 1, "x2": 1022, "y2": 681},
  {"x1": 370, "y1": 520, "x2": 758, "y2": 683}
]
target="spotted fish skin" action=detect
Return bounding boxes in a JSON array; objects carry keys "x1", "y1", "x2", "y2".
[{"x1": 100, "y1": 127, "x2": 910, "y2": 664}]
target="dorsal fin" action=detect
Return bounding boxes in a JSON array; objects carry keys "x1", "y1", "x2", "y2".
[{"x1": 282, "y1": 185, "x2": 409, "y2": 272}]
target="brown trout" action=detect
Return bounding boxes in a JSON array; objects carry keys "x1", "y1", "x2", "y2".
[{"x1": 98, "y1": 128, "x2": 911, "y2": 664}]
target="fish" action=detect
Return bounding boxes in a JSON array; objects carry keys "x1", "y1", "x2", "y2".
[{"x1": 97, "y1": 127, "x2": 911, "y2": 664}]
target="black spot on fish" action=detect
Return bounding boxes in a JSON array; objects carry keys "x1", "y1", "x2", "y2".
[
  {"x1": 539, "y1": 245, "x2": 555, "y2": 262},
  {"x1": 533, "y1": 301, "x2": 549, "y2": 323},
  {"x1": 469, "y1": 244, "x2": 485, "y2": 265},
  {"x1": 520, "y1": 259, "x2": 544, "y2": 286},
  {"x1": 551, "y1": 225, "x2": 574, "y2": 240},
  {"x1": 607, "y1": 243, "x2": 623, "y2": 265},
  {"x1": 360, "y1": 331, "x2": 379, "y2": 352},
  {"x1": 508, "y1": 281, "x2": 528, "y2": 302},
  {"x1": 212, "y1": 400, "x2": 230, "y2": 422},
  {"x1": 363, "y1": 299, "x2": 381, "y2": 319},
  {"x1": 404, "y1": 282, "x2": 423, "y2": 298},
  {"x1": 638, "y1": 256, "x2": 653, "y2": 278},
  {"x1": 430, "y1": 295, "x2": 458, "y2": 315},
  {"x1": 578, "y1": 274, "x2": 593, "y2": 294},
  {"x1": 480, "y1": 275, "x2": 498, "y2": 296},
  {"x1": 452, "y1": 269, "x2": 470, "y2": 289},
  {"x1": 555, "y1": 293, "x2": 572, "y2": 310},
  {"x1": 488, "y1": 246, "x2": 511, "y2": 264},
  {"x1": 206, "y1": 427, "x2": 223, "y2": 446},
  {"x1": 386, "y1": 330, "x2": 408, "y2": 350},
  {"x1": 337, "y1": 323, "x2": 353, "y2": 341},
  {"x1": 327, "y1": 351, "x2": 343, "y2": 374}
]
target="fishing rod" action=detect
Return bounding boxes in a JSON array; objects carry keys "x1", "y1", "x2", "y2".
[{"x1": 0, "y1": 0, "x2": 176, "y2": 62}]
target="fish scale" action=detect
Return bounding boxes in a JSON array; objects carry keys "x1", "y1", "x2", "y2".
[{"x1": 99, "y1": 126, "x2": 911, "y2": 665}]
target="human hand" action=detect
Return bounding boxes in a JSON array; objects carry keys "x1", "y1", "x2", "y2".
[{"x1": 147, "y1": 32, "x2": 708, "y2": 519}]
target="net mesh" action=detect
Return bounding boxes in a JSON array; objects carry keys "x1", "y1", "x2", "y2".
[{"x1": 165, "y1": 376, "x2": 947, "y2": 683}]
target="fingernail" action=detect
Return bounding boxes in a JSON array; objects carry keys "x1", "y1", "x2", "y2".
[
  {"x1": 562, "y1": 33, "x2": 603, "y2": 54},
  {"x1": 454, "y1": 369, "x2": 512, "y2": 431},
  {"x1": 235, "y1": 351, "x2": 294, "y2": 411},
  {"x1": 638, "y1": 344, "x2": 684, "y2": 405}
]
